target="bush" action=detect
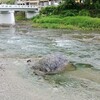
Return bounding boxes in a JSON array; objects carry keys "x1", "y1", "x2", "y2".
[
  {"x1": 32, "y1": 16, "x2": 100, "y2": 30},
  {"x1": 15, "y1": 12, "x2": 25, "y2": 20},
  {"x1": 60, "y1": 10, "x2": 77, "y2": 17},
  {"x1": 89, "y1": 9, "x2": 100, "y2": 18},
  {"x1": 79, "y1": 9, "x2": 90, "y2": 16},
  {"x1": 40, "y1": 6, "x2": 57, "y2": 15},
  {"x1": 94, "y1": 1, "x2": 100, "y2": 9},
  {"x1": 39, "y1": 2, "x2": 99, "y2": 17}
]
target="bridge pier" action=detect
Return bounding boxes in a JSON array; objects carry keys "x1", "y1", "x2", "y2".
[
  {"x1": 25, "y1": 11, "x2": 39, "y2": 19},
  {"x1": 0, "y1": 4, "x2": 39, "y2": 25},
  {"x1": 0, "y1": 10, "x2": 15, "y2": 26}
]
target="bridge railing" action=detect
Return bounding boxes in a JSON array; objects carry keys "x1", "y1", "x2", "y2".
[{"x1": 0, "y1": 4, "x2": 38, "y2": 8}]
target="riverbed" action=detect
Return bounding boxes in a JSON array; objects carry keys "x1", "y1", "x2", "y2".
[{"x1": 0, "y1": 24, "x2": 100, "y2": 100}]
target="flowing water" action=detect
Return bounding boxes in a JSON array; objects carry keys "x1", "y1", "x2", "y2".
[{"x1": 0, "y1": 24, "x2": 100, "y2": 100}]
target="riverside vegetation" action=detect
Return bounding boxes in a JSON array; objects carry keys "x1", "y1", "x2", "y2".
[
  {"x1": 32, "y1": 0, "x2": 100, "y2": 30},
  {"x1": 32, "y1": 15, "x2": 100, "y2": 30},
  {"x1": 14, "y1": 0, "x2": 100, "y2": 30}
]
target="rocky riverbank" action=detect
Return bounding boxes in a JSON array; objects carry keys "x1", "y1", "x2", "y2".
[{"x1": 0, "y1": 57, "x2": 100, "y2": 100}]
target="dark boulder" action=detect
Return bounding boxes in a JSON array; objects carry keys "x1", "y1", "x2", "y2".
[{"x1": 27, "y1": 53, "x2": 76, "y2": 75}]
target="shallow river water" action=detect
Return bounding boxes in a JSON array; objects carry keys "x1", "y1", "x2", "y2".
[{"x1": 0, "y1": 24, "x2": 100, "y2": 100}]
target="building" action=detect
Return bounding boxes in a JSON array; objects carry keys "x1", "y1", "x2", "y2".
[
  {"x1": 15, "y1": 0, "x2": 61, "y2": 7},
  {"x1": 75, "y1": 0, "x2": 84, "y2": 3}
]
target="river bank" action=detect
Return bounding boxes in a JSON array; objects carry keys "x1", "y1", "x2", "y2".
[
  {"x1": 31, "y1": 15, "x2": 100, "y2": 31},
  {"x1": 0, "y1": 57, "x2": 100, "y2": 100}
]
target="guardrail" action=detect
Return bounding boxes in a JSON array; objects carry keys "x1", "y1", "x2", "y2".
[{"x1": 0, "y1": 4, "x2": 38, "y2": 8}]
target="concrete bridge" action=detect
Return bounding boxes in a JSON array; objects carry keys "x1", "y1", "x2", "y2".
[{"x1": 0, "y1": 4, "x2": 39, "y2": 26}]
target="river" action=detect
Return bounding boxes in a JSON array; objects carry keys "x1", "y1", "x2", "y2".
[{"x1": 0, "y1": 23, "x2": 100, "y2": 100}]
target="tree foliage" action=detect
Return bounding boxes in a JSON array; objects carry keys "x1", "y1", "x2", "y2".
[
  {"x1": 63, "y1": 0, "x2": 100, "y2": 5},
  {"x1": 0, "y1": 0, "x2": 15, "y2": 4},
  {"x1": 63, "y1": 0, "x2": 75, "y2": 4}
]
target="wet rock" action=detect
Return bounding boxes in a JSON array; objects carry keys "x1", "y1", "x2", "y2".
[
  {"x1": 27, "y1": 53, "x2": 76, "y2": 75},
  {"x1": 74, "y1": 63, "x2": 93, "y2": 68}
]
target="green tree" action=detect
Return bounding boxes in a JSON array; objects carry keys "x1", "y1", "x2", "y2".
[
  {"x1": 6, "y1": 0, "x2": 15, "y2": 4},
  {"x1": 0, "y1": 0, "x2": 15, "y2": 4},
  {"x1": 84, "y1": 0, "x2": 91, "y2": 5},
  {"x1": 92, "y1": 0, "x2": 100, "y2": 4},
  {"x1": 63, "y1": 0, "x2": 75, "y2": 4}
]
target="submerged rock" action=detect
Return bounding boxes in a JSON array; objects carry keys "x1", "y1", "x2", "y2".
[{"x1": 27, "y1": 53, "x2": 76, "y2": 75}]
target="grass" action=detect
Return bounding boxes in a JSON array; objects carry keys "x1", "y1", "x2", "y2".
[
  {"x1": 15, "y1": 12, "x2": 26, "y2": 21},
  {"x1": 32, "y1": 15, "x2": 100, "y2": 30}
]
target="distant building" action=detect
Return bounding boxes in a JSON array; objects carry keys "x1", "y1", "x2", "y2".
[
  {"x1": 75, "y1": 0, "x2": 84, "y2": 3},
  {"x1": 15, "y1": 0, "x2": 61, "y2": 7}
]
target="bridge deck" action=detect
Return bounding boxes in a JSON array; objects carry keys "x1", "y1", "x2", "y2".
[{"x1": 0, "y1": 5, "x2": 38, "y2": 11}]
